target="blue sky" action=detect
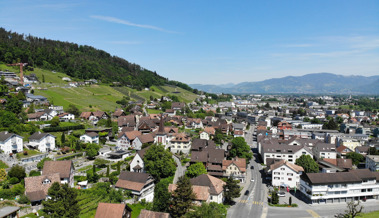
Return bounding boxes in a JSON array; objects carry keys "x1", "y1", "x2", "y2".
[{"x1": 0, "y1": 0, "x2": 378, "y2": 84}]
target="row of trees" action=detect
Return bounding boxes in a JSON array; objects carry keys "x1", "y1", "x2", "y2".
[{"x1": 0, "y1": 28, "x2": 168, "y2": 89}]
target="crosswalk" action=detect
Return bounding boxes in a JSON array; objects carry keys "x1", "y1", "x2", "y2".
[{"x1": 239, "y1": 200, "x2": 263, "y2": 205}]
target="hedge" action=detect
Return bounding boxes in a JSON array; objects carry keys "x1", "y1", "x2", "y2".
[
  {"x1": 43, "y1": 125, "x2": 85, "y2": 132},
  {"x1": 57, "y1": 153, "x2": 83, "y2": 161}
]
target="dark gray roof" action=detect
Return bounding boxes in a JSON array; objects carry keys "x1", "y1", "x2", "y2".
[
  {"x1": 302, "y1": 169, "x2": 377, "y2": 185},
  {"x1": 0, "y1": 206, "x2": 20, "y2": 217},
  {"x1": 0, "y1": 131, "x2": 22, "y2": 142},
  {"x1": 262, "y1": 143, "x2": 307, "y2": 154},
  {"x1": 118, "y1": 171, "x2": 151, "y2": 183},
  {"x1": 29, "y1": 132, "x2": 55, "y2": 140}
]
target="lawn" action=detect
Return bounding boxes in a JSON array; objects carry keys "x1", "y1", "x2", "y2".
[
  {"x1": 147, "y1": 108, "x2": 163, "y2": 114},
  {"x1": 16, "y1": 149, "x2": 42, "y2": 160},
  {"x1": 0, "y1": 160, "x2": 9, "y2": 169},
  {"x1": 361, "y1": 210, "x2": 379, "y2": 218},
  {"x1": 127, "y1": 203, "x2": 148, "y2": 218}
]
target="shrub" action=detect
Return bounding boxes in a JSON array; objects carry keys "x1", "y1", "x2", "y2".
[
  {"x1": 29, "y1": 170, "x2": 41, "y2": 177},
  {"x1": 9, "y1": 177, "x2": 19, "y2": 184},
  {"x1": 0, "y1": 189, "x2": 15, "y2": 199},
  {"x1": 18, "y1": 194, "x2": 30, "y2": 204},
  {"x1": 42, "y1": 125, "x2": 85, "y2": 132}
]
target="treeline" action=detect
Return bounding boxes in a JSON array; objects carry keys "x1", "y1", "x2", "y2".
[
  {"x1": 354, "y1": 98, "x2": 379, "y2": 112},
  {"x1": 0, "y1": 28, "x2": 167, "y2": 89}
]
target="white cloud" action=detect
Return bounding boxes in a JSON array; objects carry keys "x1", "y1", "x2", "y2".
[{"x1": 90, "y1": 15, "x2": 177, "y2": 33}]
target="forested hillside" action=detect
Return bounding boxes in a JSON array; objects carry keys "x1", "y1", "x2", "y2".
[{"x1": 0, "y1": 28, "x2": 188, "y2": 89}]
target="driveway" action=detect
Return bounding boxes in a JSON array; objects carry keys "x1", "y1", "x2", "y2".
[{"x1": 173, "y1": 155, "x2": 185, "y2": 184}]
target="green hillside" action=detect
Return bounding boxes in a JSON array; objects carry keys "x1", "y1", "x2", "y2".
[{"x1": 0, "y1": 64, "x2": 198, "y2": 111}]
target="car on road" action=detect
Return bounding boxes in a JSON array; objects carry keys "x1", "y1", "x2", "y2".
[
  {"x1": 250, "y1": 165, "x2": 254, "y2": 169},
  {"x1": 278, "y1": 192, "x2": 285, "y2": 197},
  {"x1": 244, "y1": 190, "x2": 250, "y2": 195},
  {"x1": 250, "y1": 179, "x2": 254, "y2": 182}
]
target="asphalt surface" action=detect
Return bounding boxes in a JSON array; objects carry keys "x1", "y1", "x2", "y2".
[
  {"x1": 227, "y1": 124, "x2": 379, "y2": 218},
  {"x1": 227, "y1": 126, "x2": 268, "y2": 218},
  {"x1": 173, "y1": 155, "x2": 185, "y2": 184}
]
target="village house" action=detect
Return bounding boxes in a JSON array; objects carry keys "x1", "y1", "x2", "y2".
[
  {"x1": 28, "y1": 132, "x2": 56, "y2": 153},
  {"x1": 24, "y1": 173, "x2": 60, "y2": 205},
  {"x1": 42, "y1": 160, "x2": 75, "y2": 187},
  {"x1": 112, "y1": 109, "x2": 126, "y2": 119},
  {"x1": 168, "y1": 133, "x2": 191, "y2": 154},
  {"x1": 222, "y1": 157, "x2": 247, "y2": 183},
  {"x1": 58, "y1": 112, "x2": 75, "y2": 121},
  {"x1": 171, "y1": 102, "x2": 185, "y2": 111},
  {"x1": 266, "y1": 160, "x2": 304, "y2": 188},
  {"x1": 80, "y1": 132, "x2": 99, "y2": 144},
  {"x1": 0, "y1": 131, "x2": 23, "y2": 154},
  {"x1": 300, "y1": 169, "x2": 379, "y2": 204},
  {"x1": 130, "y1": 147, "x2": 149, "y2": 173},
  {"x1": 312, "y1": 143, "x2": 337, "y2": 160},
  {"x1": 168, "y1": 183, "x2": 211, "y2": 205},
  {"x1": 199, "y1": 127, "x2": 216, "y2": 140},
  {"x1": 95, "y1": 203, "x2": 132, "y2": 218},
  {"x1": 366, "y1": 155, "x2": 379, "y2": 172},
  {"x1": 115, "y1": 171, "x2": 155, "y2": 202},
  {"x1": 27, "y1": 111, "x2": 49, "y2": 122},
  {"x1": 118, "y1": 115, "x2": 137, "y2": 132},
  {"x1": 190, "y1": 174, "x2": 225, "y2": 204},
  {"x1": 117, "y1": 130, "x2": 142, "y2": 150},
  {"x1": 260, "y1": 143, "x2": 313, "y2": 165},
  {"x1": 132, "y1": 133, "x2": 155, "y2": 150}
]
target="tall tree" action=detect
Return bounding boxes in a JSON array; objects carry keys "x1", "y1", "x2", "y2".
[
  {"x1": 295, "y1": 155, "x2": 319, "y2": 173},
  {"x1": 67, "y1": 104, "x2": 80, "y2": 116},
  {"x1": 6, "y1": 95, "x2": 23, "y2": 115},
  {"x1": 43, "y1": 182, "x2": 80, "y2": 217},
  {"x1": 85, "y1": 143, "x2": 100, "y2": 159},
  {"x1": 223, "y1": 177, "x2": 241, "y2": 205},
  {"x1": 228, "y1": 137, "x2": 252, "y2": 162},
  {"x1": 185, "y1": 162, "x2": 207, "y2": 178},
  {"x1": 169, "y1": 176, "x2": 196, "y2": 218},
  {"x1": 61, "y1": 132, "x2": 66, "y2": 144},
  {"x1": 143, "y1": 144, "x2": 176, "y2": 181},
  {"x1": 346, "y1": 152, "x2": 365, "y2": 166},
  {"x1": 184, "y1": 202, "x2": 227, "y2": 218},
  {"x1": 50, "y1": 116, "x2": 60, "y2": 127},
  {"x1": 8, "y1": 165, "x2": 26, "y2": 181},
  {"x1": 152, "y1": 179, "x2": 171, "y2": 213}
]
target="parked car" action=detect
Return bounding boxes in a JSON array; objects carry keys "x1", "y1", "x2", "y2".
[
  {"x1": 278, "y1": 192, "x2": 285, "y2": 197},
  {"x1": 244, "y1": 190, "x2": 250, "y2": 195}
]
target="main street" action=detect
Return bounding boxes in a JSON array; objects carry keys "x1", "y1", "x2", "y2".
[
  {"x1": 227, "y1": 124, "x2": 379, "y2": 218},
  {"x1": 227, "y1": 125, "x2": 267, "y2": 218}
]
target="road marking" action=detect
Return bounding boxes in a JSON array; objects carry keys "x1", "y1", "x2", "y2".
[
  {"x1": 252, "y1": 201, "x2": 263, "y2": 205},
  {"x1": 261, "y1": 206, "x2": 268, "y2": 218},
  {"x1": 306, "y1": 209, "x2": 320, "y2": 218}
]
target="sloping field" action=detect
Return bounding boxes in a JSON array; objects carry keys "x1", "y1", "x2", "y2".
[{"x1": 35, "y1": 85, "x2": 124, "y2": 111}]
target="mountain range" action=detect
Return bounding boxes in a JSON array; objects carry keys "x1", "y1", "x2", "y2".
[{"x1": 190, "y1": 73, "x2": 379, "y2": 95}]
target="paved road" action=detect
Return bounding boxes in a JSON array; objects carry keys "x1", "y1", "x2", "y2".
[
  {"x1": 227, "y1": 125, "x2": 268, "y2": 218},
  {"x1": 226, "y1": 124, "x2": 379, "y2": 218},
  {"x1": 173, "y1": 155, "x2": 185, "y2": 184}
]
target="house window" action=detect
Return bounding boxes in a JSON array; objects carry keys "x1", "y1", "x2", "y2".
[
  {"x1": 281, "y1": 168, "x2": 285, "y2": 171},
  {"x1": 288, "y1": 178, "x2": 292, "y2": 181},
  {"x1": 287, "y1": 173, "x2": 293, "y2": 176},
  {"x1": 302, "y1": 152, "x2": 306, "y2": 155}
]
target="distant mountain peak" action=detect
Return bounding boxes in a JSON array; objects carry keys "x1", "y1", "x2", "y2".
[{"x1": 190, "y1": 73, "x2": 379, "y2": 94}]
